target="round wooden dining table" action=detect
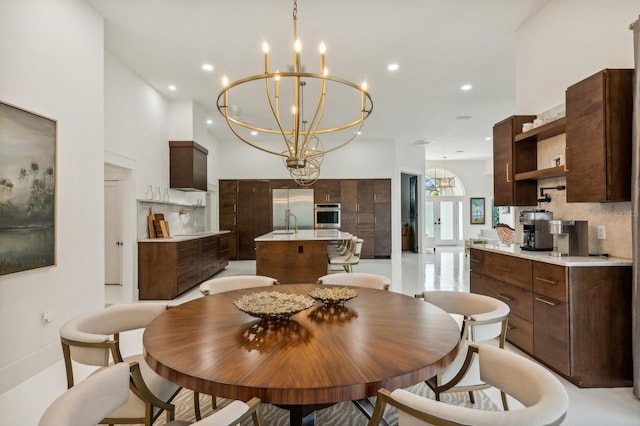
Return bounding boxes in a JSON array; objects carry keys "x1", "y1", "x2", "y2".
[{"x1": 143, "y1": 284, "x2": 460, "y2": 425}]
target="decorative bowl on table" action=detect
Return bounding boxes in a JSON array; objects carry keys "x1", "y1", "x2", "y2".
[
  {"x1": 308, "y1": 287, "x2": 358, "y2": 306},
  {"x1": 233, "y1": 291, "x2": 315, "y2": 320}
]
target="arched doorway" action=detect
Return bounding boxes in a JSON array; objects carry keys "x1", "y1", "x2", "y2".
[{"x1": 424, "y1": 168, "x2": 465, "y2": 249}]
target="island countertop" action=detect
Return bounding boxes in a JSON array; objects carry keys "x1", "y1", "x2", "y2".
[
  {"x1": 472, "y1": 244, "x2": 631, "y2": 267},
  {"x1": 254, "y1": 229, "x2": 352, "y2": 242}
]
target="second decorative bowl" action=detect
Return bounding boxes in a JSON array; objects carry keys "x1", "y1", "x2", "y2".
[{"x1": 308, "y1": 287, "x2": 358, "y2": 306}]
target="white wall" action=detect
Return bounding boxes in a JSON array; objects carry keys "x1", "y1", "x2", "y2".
[
  {"x1": 516, "y1": 0, "x2": 637, "y2": 114},
  {"x1": 105, "y1": 51, "x2": 170, "y2": 198},
  {"x1": 0, "y1": 0, "x2": 104, "y2": 393},
  {"x1": 215, "y1": 137, "x2": 396, "y2": 179}
]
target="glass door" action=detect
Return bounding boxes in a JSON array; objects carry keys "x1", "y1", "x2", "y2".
[{"x1": 425, "y1": 197, "x2": 460, "y2": 247}]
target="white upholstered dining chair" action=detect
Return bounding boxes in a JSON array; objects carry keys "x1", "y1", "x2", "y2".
[
  {"x1": 39, "y1": 362, "x2": 264, "y2": 426},
  {"x1": 317, "y1": 272, "x2": 391, "y2": 291},
  {"x1": 368, "y1": 344, "x2": 568, "y2": 426},
  {"x1": 199, "y1": 275, "x2": 278, "y2": 296},
  {"x1": 59, "y1": 303, "x2": 181, "y2": 425},
  {"x1": 415, "y1": 290, "x2": 510, "y2": 409}
]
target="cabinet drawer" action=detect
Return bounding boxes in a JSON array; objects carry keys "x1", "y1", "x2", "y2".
[
  {"x1": 177, "y1": 268, "x2": 200, "y2": 294},
  {"x1": 469, "y1": 271, "x2": 486, "y2": 295},
  {"x1": 534, "y1": 295, "x2": 570, "y2": 375},
  {"x1": 201, "y1": 261, "x2": 219, "y2": 279},
  {"x1": 177, "y1": 240, "x2": 199, "y2": 258},
  {"x1": 533, "y1": 262, "x2": 567, "y2": 302},
  {"x1": 506, "y1": 313, "x2": 533, "y2": 353},
  {"x1": 485, "y1": 277, "x2": 532, "y2": 322},
  {"x1": 201, "y1": 236, "x2": 216, "y2": 253},
  {"x1": 218, "y1": 236, "x2": 229, "y2": 252},
  {"x1": 469, "y1": 249, "x2": 486, "y2": 275},
  {"x1": 178, "y1": 255, "x2": 198, "y2": 274},
  {"x1": 485, "y1": 252, "x2": 532, "y2": 290}
]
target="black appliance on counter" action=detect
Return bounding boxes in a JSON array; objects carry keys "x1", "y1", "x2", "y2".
[{"x1": 519, "y1": 209, "x2": 553, "y2": 251}]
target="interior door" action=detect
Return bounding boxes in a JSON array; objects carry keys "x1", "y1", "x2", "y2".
[{"x1": 104, "y1": 180, "x2": 122, "y2": 285}]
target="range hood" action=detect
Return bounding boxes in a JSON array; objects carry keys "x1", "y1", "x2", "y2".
[{"x1": 169, "y1": 141, "x2": 208, "y2": 191}]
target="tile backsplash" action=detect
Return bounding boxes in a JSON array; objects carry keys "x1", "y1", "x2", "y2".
[{"x1": 137, "y1": 200, "x2": 205, "y2": 239}]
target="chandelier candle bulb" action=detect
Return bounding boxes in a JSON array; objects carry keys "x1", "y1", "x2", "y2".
[
  {"x1": 262, "y1": 41, "x2": 269, "y2": 72},
  {"x1": 319, "y1": 42, "x2": 326, "y2": 71}
]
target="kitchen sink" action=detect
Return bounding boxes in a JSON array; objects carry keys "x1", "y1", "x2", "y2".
[{"x1": 272, "y1": 230, "x2": 295, "y2": 235}]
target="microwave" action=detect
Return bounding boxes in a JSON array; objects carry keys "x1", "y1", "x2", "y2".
[{"x1": 314, "y1": 203, "x2": 341, "y2": 229}]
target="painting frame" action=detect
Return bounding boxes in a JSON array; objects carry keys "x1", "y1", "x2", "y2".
[
  {"x1": 0, "y1": 100, "x2": 57, "y2": 276},
  {"x1": 470, "y1": 197, "x2": 485, "y2": 225}
]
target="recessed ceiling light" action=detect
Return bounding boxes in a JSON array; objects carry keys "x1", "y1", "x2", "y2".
[
  {"x1": 206, "y1": 119, "x2": 213, "y2": 125},
  {"x1": 454, "y1": 115, "x2": 472, "y2": 120},
  {"x1": 202, "y1": 64, "x2": 214, "y2": 72},
  {"x1": 460, "y1": 84, "x2": 472, "y2": 91},
  {"x1": 250, "y1": 131, "x2": 258, "y2": 136},
  {"x1": 357, "y1": 131, "x2": 362, "y2": 135},
  {"x1": 387, "y1": 63, "x2": 399, "y2": 71},
  {"x1": 456, "y1": 150, "x2": 464, "y2": 153},
  {"x1": 413, "y1": 140, "x2": 432, "y2": 145},
  {"x1": 168, "y1": 85, "x2": 177, "y2": 91},
  {"x1": 485, "y1": 137, "x2": 492, "y2": 141}
]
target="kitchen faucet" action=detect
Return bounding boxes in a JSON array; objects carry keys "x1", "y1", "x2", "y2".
[{"x1": 284, "y1": 210, "x2": 298, "y2": 233}]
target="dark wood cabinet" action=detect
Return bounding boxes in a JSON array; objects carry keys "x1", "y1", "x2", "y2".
[
  {"x1": 356, "y1": 180, "x2": 375, "y2": 258},
  {"x1": 373, "y1": 179, "x2": 391, "y2": 258},
  {"x1": 492, "y1": 116, "x2": 537, "y2": 206},
  {"x1": 565, "y1": 69, "x2": 633, "y2": 202},
  {"x1": 219, "y1": 180, "x2": 238, "y2": 259},
  {"x1": 169, "y1": 141, "x2": 208, "y2": 191},
  {"x1": 218, "y1": 178, "x2": 391, "y2": 260},
  {"x1": 339, "y1": 180, "x2": 358, "y2": 235},
  {"x1": 470, "y1": 248, "x2": 632, "y2": 387},
  {"x1": 237, "y1": 180, "x2": 271, "y2": 260},
  {"x1": 138, "y1": 233, "x2": 230, "y2": 300},
  {"x1": 314, "y1": 180, "x2": 341, "y2": 203}
]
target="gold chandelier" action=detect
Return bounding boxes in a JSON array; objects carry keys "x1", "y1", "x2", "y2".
[{"x1": 216, "y1": 0, "x2": 373, "y2": 186}]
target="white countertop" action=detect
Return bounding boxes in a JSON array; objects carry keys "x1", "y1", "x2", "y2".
[
  {"x1": 138, "y1": 230, "x2": 230, "y2": 243},
  {"x1": 255, "y1": 229, "x2": 352, "y2": 242},
  {"x1": 472, "y1": 244, "x2": 632, "y2": 267}
]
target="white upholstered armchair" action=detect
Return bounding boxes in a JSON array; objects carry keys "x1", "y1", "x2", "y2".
[
  {"x1": 415, "y1": 290, "x2": 510, "y2": 408},
  {"x1": 368, "y1": 344, "x2": 568, "y2": 426}
]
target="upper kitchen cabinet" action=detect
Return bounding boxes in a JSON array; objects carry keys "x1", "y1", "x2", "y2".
[
  {"x1": 314, "y1": 180, "x2": 341, "y2": 203},
  {"x1": 565, "y1": 69, "x2": 633, "y2": 202},
  {"x1": 169, "y1": 141, "x2": 208, "y2": 191},
  {"x1": 493, "y1": 115, "x2": 537, "y2": 206}
]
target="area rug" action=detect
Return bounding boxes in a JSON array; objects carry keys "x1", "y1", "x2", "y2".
[{"x1": 152, "y1": 383, "x2": 496, "y2": 425}]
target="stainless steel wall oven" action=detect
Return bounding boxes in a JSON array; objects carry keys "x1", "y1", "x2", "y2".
[{"x1": 314, "y1": 203, "x2": 341, "y2": 229}]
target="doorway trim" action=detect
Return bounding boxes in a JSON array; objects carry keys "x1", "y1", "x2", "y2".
[{"x1": 104, "y1": 150, "x2": 137, "y2": 303}]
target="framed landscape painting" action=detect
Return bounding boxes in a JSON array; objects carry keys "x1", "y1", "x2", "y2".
[
  {"x1": 0, "y1": 101, "x2": 56, "y2": 276},
  {"x1": 470, "y1": 197, "x2": 485, "y2": 225}
]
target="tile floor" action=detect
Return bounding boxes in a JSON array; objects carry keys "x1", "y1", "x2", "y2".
[{"x1": 3, "y1": 248, "x2": 640, "y2": 425}]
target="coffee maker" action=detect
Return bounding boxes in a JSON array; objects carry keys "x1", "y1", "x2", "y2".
[{"x1": 519, "y1": 210, "x2": 553, "y2": 251}]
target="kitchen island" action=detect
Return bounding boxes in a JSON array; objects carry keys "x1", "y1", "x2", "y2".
[
  {"x1": 469, "y1": 244, "x2": 632, "y2": 387},
  {"x1": 255, "y1": 229, "x2": 352, "y2": 284}
]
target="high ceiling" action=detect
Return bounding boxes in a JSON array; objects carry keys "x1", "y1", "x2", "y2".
[{"x1": 88, "y1": 0, "x2": 548, "y2": 161}]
